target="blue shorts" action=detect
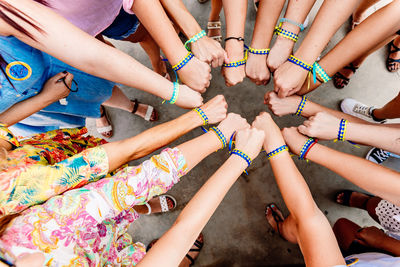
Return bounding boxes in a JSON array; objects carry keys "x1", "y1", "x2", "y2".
[{"x1": 102, "y1": 8, "x2": 140, "y2": 40}]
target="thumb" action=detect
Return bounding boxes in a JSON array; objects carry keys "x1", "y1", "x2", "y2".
[
  {"x1": 224, "y1": 51, "x2": 229, "y2": 64},
  {"x1": 353, "y1": 238, "x2": 368, "y2": 247},
  {"x1": 63, "y1": 72, "x2": 74, "y2": 86},
  {"x1": 297, "y1": 125, "x2": 308, "y2": 135},
  {"x1": 51, "y1": 71, "x2": 68, "y2": 83}
]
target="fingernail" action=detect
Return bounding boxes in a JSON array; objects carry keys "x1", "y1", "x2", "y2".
[
  {"x1": 62, "y1": 71, "x2": 67, "y2": 74},
  {"x1": 271, "y1": 204, "x2": 275, "y2": 208}
]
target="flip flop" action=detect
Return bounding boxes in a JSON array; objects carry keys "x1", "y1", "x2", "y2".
[
  {"x1": 386, "y1": 40, "x2": 400, "y2": 72},
  {"x1": 265, "y1": 203, "x2": 286, "y2": 241},
  {"x1": 131, "y1": 99, "x2": 158, "y2": 122},
  {"x1": 143, "y1": 195, "x2": 177, "y2": 215},
  {"x1": 334, "y1": 190, "x2": 373, "y2": 209},
  {"x1": 207, "y1": 21, "x2": 222, "y2": 43},
  {"x1": 333, "y1": 63, "x2": 359, "y2": 89},
  {"x1": 96, "y1": 105, "x2": 113, "y2": 138}
]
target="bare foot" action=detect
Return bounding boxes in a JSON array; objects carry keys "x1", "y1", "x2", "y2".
[
  {"x1": 134, "y1": 196, "x2": 176, "y2": 214},
  {"x1": 387, "y1": 37, "x2": 400, "y2": 72},
  {"x1": 131, "y1": 100, "x2": 158, "y2": 121},
  {"x1": 336, "y1": 191, "x2": 371, "y2": 210},
  {"x1": 96, "y1": 106, "x2": 113, "y2": 138},
  {"x1": 267, "y1": 37, "x2": 295, "y2": 72},
  {"x1": 178, "y1": 233, "x2": 204, "y2": 267},
  {"x1": 333, "y1": 63, "x2": 359, "y2": 89},
  {"x1": 265, "y1": 204, "x2": 285, "y2": 236}
]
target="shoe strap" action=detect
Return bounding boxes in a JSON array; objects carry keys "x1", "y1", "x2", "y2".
[{"x1": 159, "y1": 195, "x2": 169, "y2": 212}]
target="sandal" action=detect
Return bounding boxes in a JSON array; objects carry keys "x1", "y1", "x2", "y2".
[
  {"x1": 265, "y1": 203, "x2": 286, "y2": 241},
  {"x1": 333, "y1": 63, "x2": 359, "y2": 89},
  {"x1": 131, "y1": 99, "x2": 158, "y2": 122},
  {"x1": 143, "y1": 195, "x2": 177, "y2": 215},
  {"x1": 386, "y1": 40, "x2": 400, "y2": 72},
  {"x1": 254, "y1": 0, "x2": 259, "y2": 11},
  {"x1": 334, "y1": 190, "x2": 373, "y2": 209},
  {"x1": 207, "y1": 21, "x2": 222, "y2": 43},
  {"x1": 96, "y1": 105, "x2": 113, "y2": 138}
]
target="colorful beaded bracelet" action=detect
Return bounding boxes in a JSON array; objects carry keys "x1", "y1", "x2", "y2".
[
  {"x1": 274, "y1": 25, "x2": 299, "y2": 42},
  {"x1": 172, "y1": 52, "x2": 194, "y2": 72},
  {"x1": 266, "y1": 145, "x2": 289, "y2": 160},
  {"x1": 185, "y1": 30, "x2": 206, "y2": 51},
  {"x1": 210, "y1": 126, "x2": 227, "y2": 149},
  {"x1": 231, "y1": 149, "x2": 252, "y2": 174},
  {"x1": 279, "y1": 18, "x2": 305, "y2": 32},
  {"x1": 223, "y1": 50, "x2": 248, "y2": 68},
  {"x1": 313, "y1": 62, "x2": 331, "y2": 83},
  {"x1": 164, "y1": 82, "x2": 179, "y2": 104},
  {"x1": 337, "y1": 119, "x2": 348, "y2": 141},
  {"x1": 299, "y1": 138, "x2": 316, "y2": 160},
  {"x1": 193, "y1": 107, "x2": 209, "y2": 126},
  {"x1": 294, "y1": 96, "x2": 308, "y2": 116},
  {"x1": 246, "y1": 45, "x2": 270, "y2": 55},
  {"x1": 288, "y1": 55, "x2": 313, "y2": 72}
]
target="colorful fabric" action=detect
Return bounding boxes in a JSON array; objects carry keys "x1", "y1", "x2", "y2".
[
  {"x1": 0, "y1": 125, "x2": 108, "y2": 217},
  {"x1": 0, "y1": 148, "x2": 188, "y2": 267}
]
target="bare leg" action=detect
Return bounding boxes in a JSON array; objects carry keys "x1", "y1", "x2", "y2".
[
  {"x1": 333, "y1": 218, "x2": 361, "y2": 251},
  {"x1": 373, "y1": 91, "x2": 400, "y2": 120},
  {"x1": 208, "y1": 0, "x2": 223, "y2": 39},
  {"x1": 352, "y1": 0, "x2": 381, "y2": 25}
]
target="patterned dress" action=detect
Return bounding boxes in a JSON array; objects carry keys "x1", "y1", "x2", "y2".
[
  {"x1": 0, "y1": 147, "x2": 188, "y2": 266},
  {"x1": 0, "y1": 124, "x2": 108, "y2": 217}
]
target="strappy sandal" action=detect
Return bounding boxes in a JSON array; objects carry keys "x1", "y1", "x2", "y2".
[
  {"x1": 131, "y1": 99, "x2": 158, "y2": 122},
  {"x1": 96, "y1": 105, "x2": 113, "y2": 138},
  {"x1": 386, "y1": 40, "x2": 400, "y2": 72},
  {"x1": 143, "y1": 195, "x2": 177, "y2": 215},
  {"x1": 334, "y1": 190, "x2": 373, "y2": 210},
  {"x1": 207, "y1": 21, "x2": 222, "y2": 43},
  {"x1": 333, "y1": 63, "x2": 359, "y2": 89},
  {"x1": 254, "y1": 0, "x2": 259, "y2": 11},
  {"x1": 265, "y1": 203, "x2": 287, "y2": 241}
]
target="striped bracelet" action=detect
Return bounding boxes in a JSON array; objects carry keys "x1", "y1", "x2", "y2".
[
  {"x1": 266, "y1": 145, "x2": 289, "y2": 160},
  {"x1": 299, "y1": 138, "x2": 317, "y2": 160},
  {"x1": 164, "y1": 82, "x2": 179, "y2": 104},
  {"x1": 231, "y1": 148, "x2": 252, "y2": 174},
  {"x1": 223, "y1": 50, "x2": 248, "y2": 68},
  {"x1": 274, "y1": 25, "x2": 299, "y2": 42},
  {"x1": 313, "y1": 62, "x2": 331, "y2": 83},
  {"x1": 193, "y1": 107, "x2": 209, "y2": 126},
  {"x1": 294, "y1": 96, "x2": 308, "y2": 116},
  {"x1": 288, "y1": 55, "x2": 313, "y2": 71},
  {"x1": 185, "y1": 30, "x2": 206, "y2": 51},
  {"x1": 246, "y1": 45, "x2": 270, "y2": 55},
  {"x1": 172, "y1": 52, "x2": 194, "y2": 72},
  {"x1": 337, "y1": 119, "x2": 348, "y2": 141},
  {"x1": 210, "y1": 126, "x2": 227, "y2": 149}
]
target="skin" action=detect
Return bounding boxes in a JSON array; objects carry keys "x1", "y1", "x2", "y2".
[
  {"x1": 137, "y1": 128, "x2": 264, "y2": 267},
  {"x1": 0, "y1": 0, "x2": 203, "y2": 108}
]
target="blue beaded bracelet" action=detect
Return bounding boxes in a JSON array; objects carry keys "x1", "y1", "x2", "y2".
[
  {"x1": 337, "y1": 119, "x2": 348, "y2": 141},
  {"x1": 266, "y1": 145, "x2": 289, "y2": 160},
  {"x1": 172, "y1": 52, "x2": 194, "y2": 72},
  {"x1": 245, "y1": 45, "x2": 270, "y2": 55},
  {"x1": 185, "y1": 30, "x2": 206, "y2": 51},
  {"x1": 193, "y1": 107, "x2": 209, "y2": 125},
  {"x1": 274, "y1": 26, "x2": 299, "y2": 42},
  {"x1": 279, "y1": 18, "x2": 305, "y2": 32},
  {"x1": 294, "y1": 96, "x2": 308, "y2": 116},
  {"x1": 288, "y1": 55, "x2": 313, "y2": 72},
  {"x1": 210, "y1": 126, "x2": 227, "y2": 149},
  {"x1": 164, "y1": 82, "x2": 179, "y2": 104},
  {"x1": 231, "y1": 149, "x2": 252, "y2": 173},
  {"x1": 299, "y1": 138, "x2": 316, "y2": 160}
]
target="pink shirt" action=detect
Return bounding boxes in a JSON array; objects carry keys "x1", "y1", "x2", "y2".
[{"x1": 47, "y1": 0, "x2": 135, "y2": 36}]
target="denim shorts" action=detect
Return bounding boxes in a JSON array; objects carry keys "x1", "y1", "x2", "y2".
[{"x1": 102, "y1": 8, "x2": 140, "y2": 40}]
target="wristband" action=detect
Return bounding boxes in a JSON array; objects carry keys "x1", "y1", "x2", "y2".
[
  {"x1": 210, "y1": 126, "x2": 227, "y2": 149},
  {"x1": 172, "y1": 52, "x2": 194, "y2": 72},
  {"x1": 230, "y1": 148, "x2": 252, "y2": 174},
  {"x1": 313, "y1": 62, "x2": 331, "y2": 83},
  {"x1": 279, "y1": 18, "x2": 305, "y2": 32},
  {"x1": 223, "y1": 50, "x2": 248, "y2": 68},
  {"x1": 294, "y1": 96, "x2": 308, "y2": 116},
  {"x1": 274, "y1": 25, "x2": 299, "y2": 43},
  {"x1": 266, "y1": 145, "x2": 289, "y2": 160},
  {"x1": 193, "y1": 107, "x2": 209, "y2": 131},
  {"x1": 246, "y1": 45, "x2": 270, "y2": 55},
  {"x1": 163, "y1": 82, "x2": 179, "y2": 104},
  {"x1": 185, "y1": 30, "x2": 206, "y2": 51},
  {"x1": 337, "y1": 119, "x2": 348, "y2": 141},
  {"x1": 225, "y1": 37, "x2": 245, "y2": 42},
  {"x1": 288, "y1": 55, "x2": 313, "y2": 72},
  {"x1": 299, "y1": 138, "x2": 317, "y2": 160}
]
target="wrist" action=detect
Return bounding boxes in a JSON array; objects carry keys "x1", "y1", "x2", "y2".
[
  {"x1": 264, "y1": 137, "x2": 286, "y2": 154},
  {"x1": 225, "y1": 41, "x2": 245, "y2": 61},
  {"x1": 188, "y1": 109, "x2": 205, "y2": 128},
  {"x1": 37, "y1": 93, "x2": 57, "y2": 105},
  {"x1": 229, "y1": 152, "x2": 250, "y2": 169}
]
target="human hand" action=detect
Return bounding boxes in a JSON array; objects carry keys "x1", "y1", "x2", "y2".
[
  {"x1": 245, "y1": 53, "x2": 270, "y2": 85},
  {"x1": 274, "y1": 61, "x2": 309, "y2": 98},
  {"x1": 217, "y1": 113, "x2": 250, "y2": 141},
  {"x1": 191, "y1": 36, "x2": 227, "y2": 68},
  {"x1": 40, "y1": 72, "x2": 72, "y2": 103},
  {"x1": 354, "y1": 226, "x2": 388, "y2": 249},
  {"x1": 252, "y1": 112, "x2": 285, "y2": 153},
  {"x1": 198, "y1": 95, "x2": 228, "y2": 124},
  {"x1": 264, "y1": 91, "x2": 302, "y2": 117},
  {"x1": 281, "y1": 127, "x2": 309, "y2": 155},
  {"x1": 177, "y1": 56, "x2": 211, "y2": 93},
  {"x1": 234, "y1": 127, "x2": 265, "y2": 160},
  {"x1": 298, "y1": 112, "x2": 341, "y2": 140},
  {"x1": 175, "y1": 84, "x2": 204, "y2": 109}
]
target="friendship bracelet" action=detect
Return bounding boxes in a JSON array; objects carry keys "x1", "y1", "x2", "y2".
[
  {"x1": 223, "y1": 50, "x2": 248, "y2": 68},
  {"x1": 337, "y1": 119, "x2": 348, "y2": 141},
  {"x1": 274, "y1": 25, "x2": 299, "y2": 43},
  {"x1": 294, "y1": 96, "x2": 308, "y2": 116},
  {"x1": 193, "y1": 107, "x2": 209, "y2": 126},
  {"x1": 288, "y1": 55, "x2": 313, "y2": 72},
  {"x1": 185, "y1": 30, "x2": 206, "y2": 51},
  {"x1": 172, "y1": 52, "x2": 194, "y2": 72},
  {"x1": 299, "y1": 138, "x2": 317, "y2": 160},
  {"x1": 245, "y1": 45, "x2": 270, "y2": 55},
  {"x1": 279, "y1": 18, "x2": 305, "y2": 32},
  {"x1": 210, "y1": 126, "x2": 227, "y2": 149},
  {"x1": 266, "y1": 145, "x2": 289, "y2": 160},
  {"x1": 163, "y1": 82, "x2": 179, "y2": 104},
  {"x1": 225, "y1": 37, "x2": 245, "y2": 42},
  {"x1": 231, "y1": 149, "x2": 252, "y2": 174},
  {"x1": 312, "y1": 62, "x2": 331, "y2": 83}
]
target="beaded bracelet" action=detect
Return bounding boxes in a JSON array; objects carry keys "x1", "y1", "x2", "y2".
[
  {"x1": 246, "y1": 45, "x2": 270, "y2": 55},
  {"x1": 172, "y1": 52, "x2": 194, "y2": 72},
  {"x1": 294, "y1": 96, "x2": 308, "y2": 116},
  {"x1": 266, "y1": 145, "x2": 289, "y2": 160},
  {"x1": 223, "y1": 50, "x2": 248, "y2": 68},
  {"x1": 337, "y1": 119, "x2": 348, "y2": 141},
  {"x1": 299, "y1": 138, "x2": 317, "y2": 160},
  {"x1": 210, "y1": 126, "x2": 227, "y2": 149},
  {"x1": 185, "y1": 30, "x2": 206, "y2": 51},
  {"x1": 312, "y1": 62, "x2": 331, "y2": 83},
  {"x1": 193, "y1": 107, "x2": 209, "y2": 125},
  {"x1": 288, "y1": 55, "x2": 313, "y2": 72},
  {"x1": 274, "y1": 25, "x2": 299, "y2": 43},
  {"x1": 279, "y1": 18, "x2": 305, "y2": 32},
  {"x1": 231, "y1": 149, "x2": 252, "y2": 174},
  {"x1": 164, "y1": 82, "x2": 179, "y2": 104}
]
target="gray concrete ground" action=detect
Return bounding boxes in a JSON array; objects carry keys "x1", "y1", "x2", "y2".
[{"x1": 87, "y1": 0, "x2": 400, "y2": 266}]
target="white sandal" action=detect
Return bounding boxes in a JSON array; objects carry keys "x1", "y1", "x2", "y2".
[
  {"x1": 96, "y1": 105, "x2": 113, "y2": 138},
  {"x1": 144, "y1": 195, "x2": 177, "y2": 215},
  {"x1": 207, "y1": 21, "x2": 222, "y2": 43}
]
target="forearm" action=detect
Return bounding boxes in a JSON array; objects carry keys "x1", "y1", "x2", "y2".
[
  {"x1": 307, "y1": 144, "x2": 400, "y2": 206},
  {"x1": 0, "y1": 94, "x2": 53, "y2": 126},
  {"x1": 159, "y1": 0, "x2": 202, "y2": 38},
  {"x1": 132, "y1": 0, "x2": 188, "y2": 64},
  {"x1": 103, "y1": 110, "x2": 203, "y2": 171},
  {"x1": 137, "y1": 156, "x2": 247, "y2": 267},
  {"x1": 282, "y1": 0, "x2": 315, "y2": 35},
  {"x1": 250, "y1": 0, "x2": 285, "y2": 49},
  {"x1": 377, "y1": 235, "x2": 400, "y2": 256},
  {"x1": 294, "y1": 0, "x2": 360, "y2": 63},
  {"x1": 223, "y1": 0, "x2": 247, "y2": 60}
]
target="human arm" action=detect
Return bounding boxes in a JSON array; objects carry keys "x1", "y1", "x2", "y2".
[
  {"x1": 0, "y1": 72, "x2": 72, "y2": 126},
  {"x1": 137, "y1": 128, "x2": 265, "y2": 267},
  {"x1": 355, "y1": 226, "x2": 400, "y2": 256},
  {"x1": 282, "y1": 127, "x2": 400, "y2": 207},
  {"x1": 0, "y1": 0, "x2": 202, "y2": 107}
]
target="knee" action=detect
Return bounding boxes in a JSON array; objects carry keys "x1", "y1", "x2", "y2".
[{"x1": 333, "y1": 217, "x2": 352, "y2": 231}]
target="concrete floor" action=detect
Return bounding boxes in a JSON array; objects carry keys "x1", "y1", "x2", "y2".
[{"x1": 87, "y1": 0, "x2": 400, "y2": 266}]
